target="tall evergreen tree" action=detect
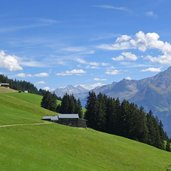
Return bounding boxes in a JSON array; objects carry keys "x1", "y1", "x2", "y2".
[
  {"x1": 106, "y1": 97, "x2": 117, "y2": 134},
  {"x1": 76, "y1": 99, "x2": 83, "y2": 118},
  {"x1": 85, "y1": 92, "x2": 98, "y2": 128},
  {"x1": 95, "y1": 93, "x2": 107, "y2": 131},
  {"x1": 59, "y1": 94, "x2": 83, "y2": 117},
  {"x1": 41, "y1": 91, "x2": 57, "y2": 111},
  {"x1": 166, "y1": 140, "x2": 171, "y2": 152}
]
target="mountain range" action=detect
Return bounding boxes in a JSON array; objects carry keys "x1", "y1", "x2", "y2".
[
  {"x1": 54, "y1": 67, "x2": 171, "y2": 137},
  {"x1": 54, "y1": 85, "x2": 88, "y2": 101}
]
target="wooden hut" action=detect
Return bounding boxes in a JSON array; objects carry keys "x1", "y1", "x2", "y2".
[{"x1": 42, "y1": 114, "x2": 87, "y2": 128}]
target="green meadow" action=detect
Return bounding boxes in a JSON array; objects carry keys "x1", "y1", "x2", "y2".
[
  {"x1": 0, "y1": 92, "x2": 55, "y2": 125},
  {"x1": 0, "y1": 90, "x2": 171, "y2": 171}
]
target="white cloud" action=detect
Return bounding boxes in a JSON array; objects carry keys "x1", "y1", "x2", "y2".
[
  {"x1": 42, "y1": 87, "x2": 50, "y2": 91},
  {"x1": 16, "y1": 73, "x2": 32, "y2": 78},
  {"x1": 147, "y1": 55, "x2": 171, "y2": 64},
  {"x1": 75, "y1": 58, "x2": 87, "y2": 64},
  {"x1": 0, "y1": 50, "x2": 44, "y2": 72},
  {"x1": 0, "y1": 18, "x2": 58, "y2": 33},
  {"x1": 97, "y1": 44, "x2": 116, "y2": 51},
  {"x1": 34, "y1": 72, "x2": 49, "y2": 77},
  {"x1": 16, "y1": 72, "x2": 49, "y2": 78},
  {"x1": 35, "y1": 18, "x2": 58, "y2": 25},
  {"x1": 56, "y1": 69, "x2": 86, "y2": 76},
  {"x1": 75, "y1": 58, "x2": 109, "y2": 69},
  {"x1": 61, "y1": 46, "x2": 95, "y2": 55},
  {"x1": 97, "y1": 31, "x2": 171, "y2": 64},
  {"x1": 112, "y1": 52, "x2": 137, "y2": 61},
  {"x1": 35, "y1": 81, "x2": 46, "y2": 85},
  {"x1": 94, "y1": 77, "x2": 106, "y2": 81},
  {"x1": 141, "y1": 67, "x2": 161, "y2": 72},
  {"x1": 62, "y1": 46, "x2": 87, "y2": 52},
  {"x1": 94, "y1": 5, "x2": 131, "y2": 13},
  {"x1": 0, "y1": 50, "x2": 22, "y2": 71},
  {"x1": 146, "y1": 11, "x2": 157, "y2": 17},
  {"x1": 105, "y1": 69, "x2": 119, "y2": 75},
  {"x1": 80, "y1": 82, "x2": 104, "y2": 90},
  {"x1": 20, "y1": 60, "x2": 43, "y2": 67},
  {"x1": 125, "y1": 77, "x2": 132, "y2": 80},
  {"x1": 98, "y1": 31, "x2": 171, "y2": 53}
]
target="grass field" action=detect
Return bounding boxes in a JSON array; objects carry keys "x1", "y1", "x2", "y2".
[
  {"x1": 0, "y1": 92, "x2": 56, "y2": 125},
  {"x1": 0, "y1": 91, "x2": 171, "y2": 171},
  {"x1": 0, "y1": 87, "x2": 17, "y2": 93}
]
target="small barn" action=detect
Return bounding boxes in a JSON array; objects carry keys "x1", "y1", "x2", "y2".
[
  {"x1": 0, "y1": 83, "x2": 9, "y2": 88},
  {"x1": 42, "y1": 114, "x2": 87, "y2": 128}
]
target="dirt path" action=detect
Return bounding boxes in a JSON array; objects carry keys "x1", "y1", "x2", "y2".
[{"x1": 0, "y1": 122, "x2": 52, "y2": 128}]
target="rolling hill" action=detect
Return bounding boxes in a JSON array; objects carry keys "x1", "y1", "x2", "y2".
[
  {"x1": 0, "y1": 87, "x2": 17, "y2": 93},
  {"x1": 0, "y1": 92, "x2": 56, "y2": 125},
  {"x1": 0, "y1": 90, "x2": 171, "y2": 170}
]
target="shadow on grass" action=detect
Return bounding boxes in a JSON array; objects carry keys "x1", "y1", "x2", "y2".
[{"x1": 166, "y1": 165, "x2": 171, "y2": 171}]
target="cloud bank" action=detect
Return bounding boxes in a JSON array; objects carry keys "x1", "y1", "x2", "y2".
[
  {"x1": 0, "y1": 51, "x2": 22, "y2": 71},
  {"x1": 98, "y1": 31, "x2": 171, "y2": 64},
  {"x1": 56, "y1": 69, "x2": 86, "y2": 76}
]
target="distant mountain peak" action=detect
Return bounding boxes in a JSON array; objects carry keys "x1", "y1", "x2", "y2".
[
  {"x1": 54, "y1": 67, "x2": 171, "y2": 136},
  {"x1": 54, "y1": 84, "x2": 89, "y2": 98},
  {"x1": 93, "y1": 67, "x2": 171, "y2": 136},
  {"x1": 166, "y1": 66, "x2": 171, "y2": 70}
]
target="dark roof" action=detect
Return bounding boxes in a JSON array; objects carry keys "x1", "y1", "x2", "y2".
[
  {"x1": 42, "y1": 114, "x2": 79, "y2": 121},
  {"x1": 58, "y1": 114, "x2": 79, "y2": 119},
  {"x1": 0, "y1": 83, "x2": 9, "y2": 85}
]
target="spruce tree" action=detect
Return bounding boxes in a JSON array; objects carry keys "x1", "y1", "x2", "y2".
[
  {"x1": 106, "y1": 98, "x2": 117, "y2": 134},
  {"x1": 166, "y1": 140, "x2": 171, "y2": 152},
  {"x1": 95, "y1": 93, "x2": 107, "y2": 131},
  {"x1": 85, "y1": 92, "x2": 98, "y2": 128},
  {"x1": 76, "y1": 99, "x2": 83, "y2": 118},
  {"x1": 59, "y1": 94, "x2": 83, "y2": 116},
  {"x1": 41, "y1": 91, "x2": 57, "y2": 111}
]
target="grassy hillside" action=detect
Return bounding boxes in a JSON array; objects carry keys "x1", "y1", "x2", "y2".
[
  {"x1": 0, "y1": 92, "x2": 171, "y2": 171},
  {"x1": 0, "y1": 92, "x2": 56, "y2": 125},
  {"x1": 0, "y1": 87, "x2": 17, "y2": 93}
]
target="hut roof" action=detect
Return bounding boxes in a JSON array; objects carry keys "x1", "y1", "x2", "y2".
[{"x1": 58, "y1": 114, "x2": 79, "y2": 119}]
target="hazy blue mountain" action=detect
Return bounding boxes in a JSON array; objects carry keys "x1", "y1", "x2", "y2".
[
  {"x1": 94, "y1": 67, "x2": 171, "y2": 137},
  {"x1": 54, "y1": 85, "x2": 89, "y2": 102},
  {"x1": 54, "y1": 67, "x2": 171, "y2": 136}
]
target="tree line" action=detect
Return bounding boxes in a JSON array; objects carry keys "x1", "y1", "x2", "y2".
[
  {"x1": 41, "y1": 92, "x2": 83, "y2": 118},
  {"x1": 0, "y1": 75, "x2": 62, "y2": 99},
  {"x1": 85, "y1": 92, "x2": 171, "y2": 151},
  {"x1": 41, "y1": 91, "x2": 170, "y2": 151},
  {"x1": 0, "y1": 74, "x2": 39, "y2": 94}
]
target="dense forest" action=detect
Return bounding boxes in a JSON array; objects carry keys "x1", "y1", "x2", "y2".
[
  {"x1": 58, "y1": 94, "x2": 83, "y2": 118},
  {"x1": 41, "y1": 93, "x2": 83, "y2": 118},
  {"x1": 85, "y1": 92, "x2": 171, "y2": 151}
]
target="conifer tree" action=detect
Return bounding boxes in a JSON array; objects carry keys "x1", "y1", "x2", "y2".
[
  {"x1": 85, "y1": 92, "x2": 98, "y2": 128},
  {"x1": 106, "y1": 98, "x2": 117, "y2": 134},
  {"x1": 76, "y1": 99, "x2": 83, "y2": 118},
  {"x1": 95, "y1": 93, "x2": 107, "y2": 131},
  {"x1": 166, "y1": 140, "x2": 171, "y2": 152},
  {"x1": 59, "y1": 94, "x2": 83, "y2": 117},
  {"x1": 41, "y1": 91, "x2": 57, "y2": 111}
]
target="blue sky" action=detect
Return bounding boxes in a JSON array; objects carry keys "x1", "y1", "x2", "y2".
[{"x1": 1, "y1": 0, "x2": 171, "y2": 90}]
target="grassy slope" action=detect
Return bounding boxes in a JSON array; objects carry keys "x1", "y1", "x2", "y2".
[
  {"x1": 0, "y1": 87, "x2": 17, "y2": 93},
  {"x1": 0, "y1": 92, "x2": 171, "y2": 171},
  {"x1": 0, "y1": 92, "x2": 55, "y2": 125}
]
